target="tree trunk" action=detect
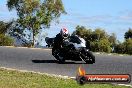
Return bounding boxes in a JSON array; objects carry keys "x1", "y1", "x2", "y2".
[
  {"x1": 32, "y1": 29, "x2": 35, "y2": 47},
  {"x1": 31, "y1": 23, "x2": 35, "y2": 48}
]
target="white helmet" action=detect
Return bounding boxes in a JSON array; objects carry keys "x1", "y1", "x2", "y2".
[{"x1": 60, "y1": 28, "x2": 69, "y2": 38}]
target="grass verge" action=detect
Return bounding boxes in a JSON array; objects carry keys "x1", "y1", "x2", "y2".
[
  {"x1": 94, "y1": 52, "x2": 131, "y2": 56},
  {"x1": 0, "y1": 68, "x2": 130, "y2": 88}
]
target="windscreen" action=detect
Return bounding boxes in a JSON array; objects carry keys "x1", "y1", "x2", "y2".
[{"x1": 69, "y1": 36, "x2": 81, "y2": 44}]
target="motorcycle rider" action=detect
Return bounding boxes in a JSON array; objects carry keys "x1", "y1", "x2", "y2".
[{"x1": 52, "y1": 28, "x2": 70, "y2": 60}]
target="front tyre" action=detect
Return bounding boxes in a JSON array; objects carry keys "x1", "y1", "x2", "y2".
[
  {"x1": 85, "y1": 51, "x2": 95, "y2": 63},
  {"x1": 57, "y1": 53, "x2": 65, "y2": 64}
]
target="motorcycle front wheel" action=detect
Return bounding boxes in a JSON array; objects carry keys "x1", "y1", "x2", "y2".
[
  {"x1": 85, "y1": 51, "x2": 95, "y2": 63},
  {"x1": 57, "y1": 55, "x2": 65, "y2": 64},
  {"x1": 81, "y1": 49, "x2": 95, "y2": 64}
]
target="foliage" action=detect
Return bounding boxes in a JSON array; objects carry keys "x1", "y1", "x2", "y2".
[
  {"x1": 8, "y1": 21, "x2": 31, "y2": 46},
  {"x1": 0, "y1": 21, "x2": 14, "y2": 46},
  {"x1": 108, "y1": 33, "x2": 116, "y2": 44},
  {"x1": 90, "y1": 39, "x2": 111, "y2": 53},
  {"x1": 73, "y1": 25, "x2": 132, "y2": 55},
  {"x1": 124, "y1": 39, "x2": 132, "y2": 54},
  {"x1": 92, "y1": 28, "x2": 108, "y2": 41},
  {"x1": 0, "y1": 34, "x2": 14, "y2": 46},
  {"x1": 124, "y1": 28, "x2": 132, "y2": 39},
  {"x1": 0, "y1": 21, "x2": 13, "y2": 34},
  {"x1": 98, "y1": 39, "x2": 112, "y2": 53},
  {"x1": 73, "y1": 25, "x2": 112, "y2": 53},
  {"x1": 0, "y1": 21, "x2": 7, "y2": 34},
  {"x1": 7, "y1": 0, "x2": 66, "y2": 47},
  {"x1": 114, "y1": 29, "x2": 132, "y2": 55}
]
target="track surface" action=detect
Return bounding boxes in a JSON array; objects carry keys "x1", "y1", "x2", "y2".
[{"x1": 0, "y1": 47, "x2": 132, "y2": 84}]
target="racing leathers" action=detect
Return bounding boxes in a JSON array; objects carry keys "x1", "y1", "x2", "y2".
[{"x1": 52, "y1": 33, "x2": 67, "y2": 59}]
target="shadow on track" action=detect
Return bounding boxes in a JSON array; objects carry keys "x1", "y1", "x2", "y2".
[
  {"x1": 32, "y1": 60, "x2": 57, "y2": 63},
  {"x1": 32, "y1": 60, "x2": 91, "y2": 64}
]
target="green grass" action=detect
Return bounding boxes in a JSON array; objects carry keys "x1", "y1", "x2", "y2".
[
  {"x1": 94, "y1": 52, "x2": 131, "y2": 56},
  {"x1": 0, "y1": 68, "x2": 130, "y2": 88}
]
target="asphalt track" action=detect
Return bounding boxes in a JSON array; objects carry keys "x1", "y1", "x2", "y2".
[{"x1": 0, "y1": 47, "x2": 132, "y2": 85}]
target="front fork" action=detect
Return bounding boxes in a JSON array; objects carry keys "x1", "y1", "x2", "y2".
[{"x1": 79, "y1": 48, "x2": 90, "y2": 62}]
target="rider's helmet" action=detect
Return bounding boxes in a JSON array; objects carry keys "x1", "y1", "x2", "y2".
[{"x1": 60, "y1": 28, "x2": 69, "y2": 39}]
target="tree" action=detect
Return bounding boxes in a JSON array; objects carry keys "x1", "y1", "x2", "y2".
[
  {"x1": 92, "y1": 28, "x2": 108, "y2": 41},
  {"x1": 90, "y1": 41, "x2": 99, "y2": 52},
  {"x1": 74, "y1": 25, "x2": 92, "y2": 40},
  {"x1": 73, "y1": 25, "x2": 112, "y2": 53},
  {"x1": 108, "y1": 33, "x2": 116, "y2": 44},
  {"x1": 0, "y1": 34, "x2": 14, "y2": 46},
  {"x1": 90, "y1": 39, "x2": 111, "y2": 53},
  {"x1": 0, "y1": 21, "x2": 7, "y2": 34},
  {"x1": 7, "y1": 0, "x2": 66, "y2": 47},
  {"x1": 8, "y1": 21, "x2": 32, "y2": 46},
  {"x1": 114, "y1": 42, "x2": 125, "y2": 54},
  {"x1": 124, "y1": 28, "x2": 132, "y2": 39},
  {"x1": 0, "y1": 21, "x2": 13, "y2": 34},
  {"x1": 124, "y1": 39, "x2": 132, "y2": 54},
  {"x1": 72, "y1": 25, "x2": 132, "y2": 54},
  {"x1": 108, "y1": 33, "x2": 117, "y2": 52},
  {"x1": 0, "y1": 21, "x2": 14, "y2": 46},
  {"x1": 98, "y1": 39, "x2": 111, "y2": 53}
]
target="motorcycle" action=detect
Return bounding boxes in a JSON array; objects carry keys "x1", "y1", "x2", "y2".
[{"x1": 45, "y1": 35, "x2": 95, "y2": 64}]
